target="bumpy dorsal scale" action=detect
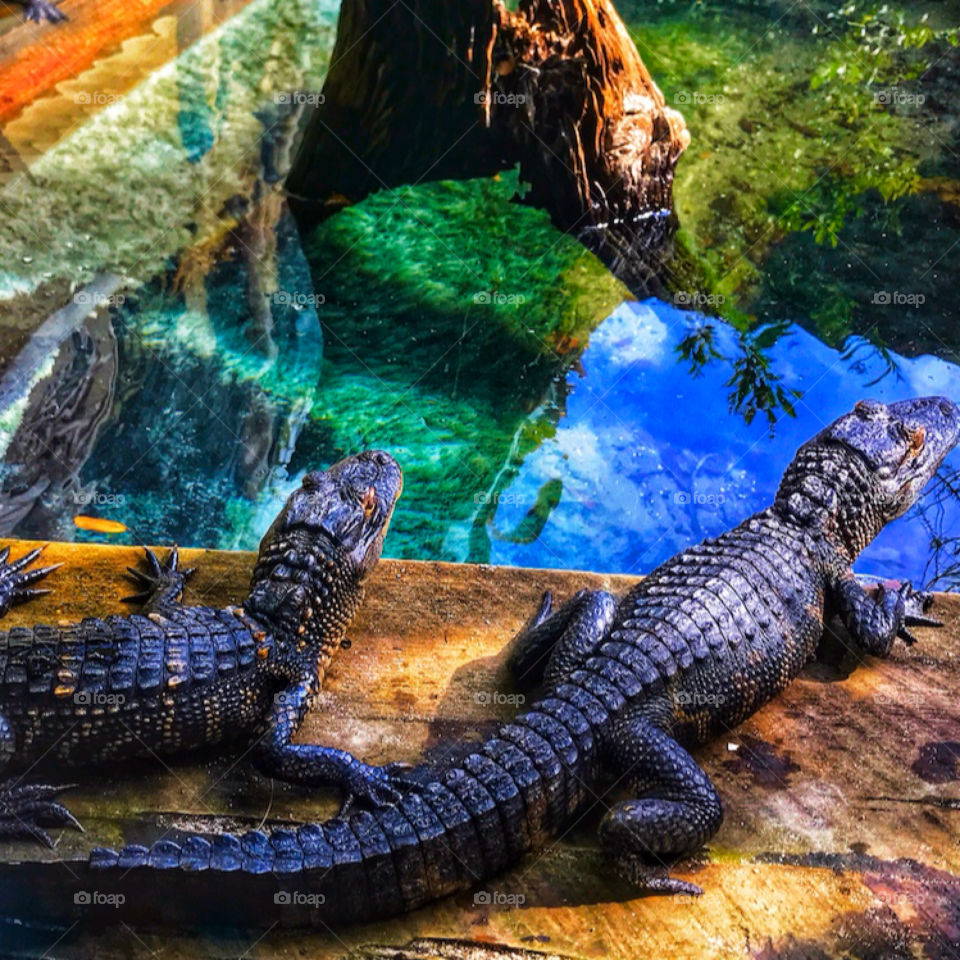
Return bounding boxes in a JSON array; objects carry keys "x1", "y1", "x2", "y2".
[
  {"x1": 0, "y1": 450, "x2": 403, "y2": 845},
  {"x1": 5, "y1": 397, "x2": 959, "y2": 929}
]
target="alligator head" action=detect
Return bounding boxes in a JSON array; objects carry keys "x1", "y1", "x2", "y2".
[
  {"x1": 245, "y1": 450, "x2": 402, "y2": 650},
  {"x1": 776, "y1": 396, "x2": 960, "y2": 558}
]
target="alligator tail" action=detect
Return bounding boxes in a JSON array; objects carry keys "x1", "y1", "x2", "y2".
[{"x1": 72, "y1": 687, "x2": 608, "y2": 930}]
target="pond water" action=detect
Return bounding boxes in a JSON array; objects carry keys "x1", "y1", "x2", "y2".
[{"x1": 0, "y1": 0, "x2": 957, "y2": 585}]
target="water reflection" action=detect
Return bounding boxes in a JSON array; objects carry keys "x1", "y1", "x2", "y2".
[{"x1": 478, "y1": 300, "x2": 960, "y2": 586}]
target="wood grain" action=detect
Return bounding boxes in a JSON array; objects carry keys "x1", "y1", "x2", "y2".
[{"x1": 0, "y1": 537, "x2": 958, "y2": 958}]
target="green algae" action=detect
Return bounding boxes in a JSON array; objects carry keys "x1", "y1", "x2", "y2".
[
  {"x1": 286, "y1": 172, "x2": 629, "y2": 561},
  {"x1": 628, "y1": 0, "x2": 959, "y2": 350}
]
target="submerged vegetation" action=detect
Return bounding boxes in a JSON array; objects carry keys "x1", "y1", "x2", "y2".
[
  {"x1": 0, "y1": 0, "x2": 956, "y2": 581},
  {"x1": 629, "y1": 0, "x2": 959, "y2": 365}
]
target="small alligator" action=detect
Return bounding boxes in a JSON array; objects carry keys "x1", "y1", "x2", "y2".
[
  {"x1": 0, "y1": 450, "x2": 404, "y2": 846},
  {"x1": 1, "y1": 397, "x2": 957, "y2": 930},
  {"x1": 6, "y1": 1, "x2": 66, "y2": 23}
]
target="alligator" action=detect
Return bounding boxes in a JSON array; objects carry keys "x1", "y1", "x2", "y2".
[
  {"x1": 6, "y1": 1, "x2": 66, "y2": 23},
  {"x1": 1, "y1": 396, "x2": 957, "y2": 931},
  {"x1": 0, "y1": 450, "x2": 405, "y2": 846}
]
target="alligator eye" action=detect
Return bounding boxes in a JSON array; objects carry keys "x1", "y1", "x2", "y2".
[
  {"x1": 855, "y1": 399, "x2": 882, "y2": 419},
  {"x1": 362, "y1": 486, "x2": 378, "y2": 518},
  {"x1": 907, "y1": 425, "x2": 925, "y2": 459}
]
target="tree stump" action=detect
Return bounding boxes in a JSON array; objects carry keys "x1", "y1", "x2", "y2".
[{"x1": 286, "y1": 0, "x2": 689, "y2": 238}]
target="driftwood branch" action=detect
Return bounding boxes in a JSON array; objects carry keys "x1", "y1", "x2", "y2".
[{"x1": 287, "y1": 0, "x2": 688, "y2": 242}]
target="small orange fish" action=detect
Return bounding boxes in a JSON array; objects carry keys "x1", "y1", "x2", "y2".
[{"x1": 73, "y1": 516, "x2": 127, "y2": 534}]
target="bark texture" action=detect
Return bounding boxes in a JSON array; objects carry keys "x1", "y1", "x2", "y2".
[{"x1": 286, "y1": 0, "x2": 689, "y2": 239}]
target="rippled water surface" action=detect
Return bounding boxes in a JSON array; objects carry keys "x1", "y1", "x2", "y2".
[{"x1": 1, "y1": 0, "x2": 957, "y2": 584}]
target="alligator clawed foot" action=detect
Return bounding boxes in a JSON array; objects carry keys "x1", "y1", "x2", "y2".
[
  {"x1": 123, "y1": 546, "x2": 195, "y2": 609},
  {"x1": 0, "y1": 545, "x2": 61, "y2": 618},
  {"x1": 0, "y1": 780, "x2": 83, "y2": 847},
  {"x1": 20, "y1": 0, "x2": 67, "y2": 22},
  {"x1": 337, "y1": 762, "x2": 421, "y2": 817},
  {"x1": 615, "y1": 855, "x2": 704, "y2": 898},
  {"x1": 885, "y1": 581, "x2": 942, "y2": 646}
]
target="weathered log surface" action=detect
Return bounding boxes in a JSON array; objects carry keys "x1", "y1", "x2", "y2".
[
  {"x1": 287, "y1": 0, "x2": 688, "y2": 236},
  {"x1": 0, "y1": 538, "x2": 958, "y2": 957}
]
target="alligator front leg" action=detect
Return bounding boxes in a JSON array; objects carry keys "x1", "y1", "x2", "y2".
[
  {"x1": 0, "y1": 546, "x2": 60, "y2": 620},
  {"x1": 828, "y1": 571, "x2": 940, "y2": 656},
  {"x1": 251, "y1": 678, "x2": 409, "y2": 811},
  {"x1": 598, "y1": 706, "x2": 723, "y2": 896},
  {"x1": 122, "y1": 547, "x2": 195, "y2": 616},
  {"x1": 0, "y1": 717, "x2": 81, "y2": 846}
]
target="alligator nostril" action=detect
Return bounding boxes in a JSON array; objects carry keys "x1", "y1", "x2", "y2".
[{"x1": 940, "y1": 400, "x2": 955, "y2": 417}]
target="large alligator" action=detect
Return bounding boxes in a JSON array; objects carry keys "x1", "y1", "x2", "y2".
[
  {"x1": 0, "y1": 450, "x2": 404, "y2": 846},
  {"x1": 1, "y1": 397, "x2": 957, "y2": 931}
]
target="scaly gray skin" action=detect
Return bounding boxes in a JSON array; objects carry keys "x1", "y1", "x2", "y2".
[
  {"x1": 4, "y1": 397, "x2": 958, "y2": 931},
  {"x1": 0, "y1": 450, "x2": 404, "y2": 846},
  {"x1": 7, "y1": 1, "x2": 66, "y2": 23}
]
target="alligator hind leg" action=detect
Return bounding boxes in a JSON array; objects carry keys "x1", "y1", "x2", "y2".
[
  {"x1": 507, "y1": 589, "x2": 615, "y2": 688},
  {"x1": 0, "y1": 546, "x2": 60, "y2": 619},
  {"x1": 0, "y1": 717, "x2": 81, "y2": 846},
  {"x1": 598, "y1": 707, "x2": 723, "y2": 896},
  {"x1": 123, "y1": 547, "x2": 195, "y2": 615}
]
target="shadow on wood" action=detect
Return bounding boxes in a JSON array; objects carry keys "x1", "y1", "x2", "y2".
[{"x1": 0, "y1": 539, "x2": 958, "y2": 957}]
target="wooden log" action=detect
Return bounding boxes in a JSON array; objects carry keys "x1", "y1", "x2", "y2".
[
  {"x1": 286, "y1": 0, "x2": 689, "y2": 237},
  {"x1": 0, "y1": 538, "x2": 958, "y2": 956}
]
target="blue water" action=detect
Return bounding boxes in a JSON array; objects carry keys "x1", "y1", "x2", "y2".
[
  {"x1": 0, "y1": 0, "x2": 956, "y2": 590},
  {"x1": 481, "y1": 300, "x2": 960, "y2": 584}
]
